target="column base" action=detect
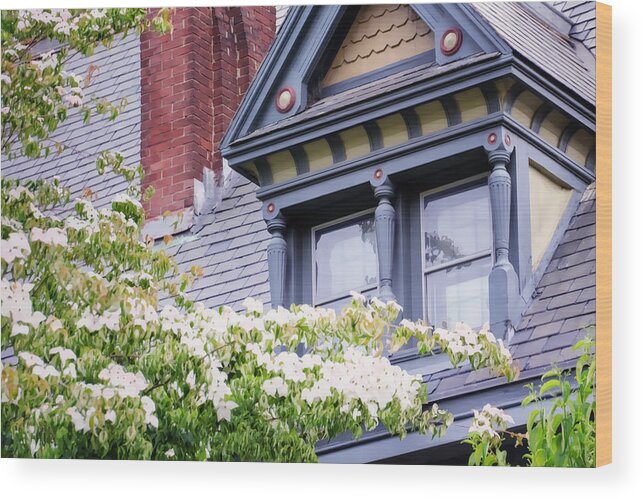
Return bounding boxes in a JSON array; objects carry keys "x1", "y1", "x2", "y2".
[{"x1": 489, "y1": 263, "x2": 520, "y2": 340}]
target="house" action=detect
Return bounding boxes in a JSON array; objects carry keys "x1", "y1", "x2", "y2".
[{"x1": 2, "y1": 2, "x2": 597, "y2": 465}]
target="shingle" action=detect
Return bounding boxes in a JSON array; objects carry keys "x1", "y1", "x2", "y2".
[
  {"x1": 539, "y1": 280, "x2": 574, "y2": 299},
  {"x1": 569, "y1": 274, "x2": 596, "y2": 291},
  {"x1": 578, "y1": 287, "x2": 595, "y2": 302},
  {"x1": 544, "y1": 330, "x2": 583, "y2": 352},
  {"x1": 525, "y1": 349, "x2": 565, "y2": 370},
  {"x1": 547, "y1": 291, "x2": 582, "y2": 310},
  {"x1": 527, "y1": 310, "x2": 557, "y2": 328},
  {"x1": 539, "y1": 261, "x2": 595, "y2": 287},
  {"x1": 531, "y1": 320, "x2": 563, "y2": 340},
  {"x1": 511, "y1": 338, "x2": 548, "y2": 359},
  {"x1": 560, "y1": 313, "x2": 595, "y2": 334},
  {"x1": 474, "y1": 2, "x2": 595, "y2": 104},
  {"x1": 553, "y1": 239, "x2": 582, "y2": 259},
  {"x1": 569, "y1": 212, "x2": 596, "y2": 230}
]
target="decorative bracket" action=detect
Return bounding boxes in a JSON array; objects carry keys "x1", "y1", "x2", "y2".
[{"x1": 370, "y1": 169, "x2": 397, "y2": 303}]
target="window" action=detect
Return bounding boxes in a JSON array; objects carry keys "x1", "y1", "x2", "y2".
[
  {"x1": 422, "y1": 183, "x2": 492, "y2": 329},
  {"x1": 312, "y1": 211, "x2": 378, "y2": 310}
]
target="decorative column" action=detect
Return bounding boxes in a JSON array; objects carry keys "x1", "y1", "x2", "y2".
[
  {"x1": 371, "y1": 169, "x2": 396, "y2": 302},
  {"x1": 485, "y1": 131, "x2": 519, "y2": 338},
  {"x1": 264, "y1": 203, "x2": 287, "y2": 308}
]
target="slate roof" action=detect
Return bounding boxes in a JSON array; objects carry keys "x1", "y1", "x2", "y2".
[
  {"x1": 421, "y1": 183, "x2": 596, "y2": 402},
  {"x1": 554, "y1": 1, "x2": 597, "y2": 54},
  {"x1": 1, "y1": 33, "x2": 142, "y2": 212},
  {"x1": 473, "y1": 1, "x2": 596, "y2": 105},
  {"x1": 162, "y1": 172, "x2": 271, "y2": 313}
]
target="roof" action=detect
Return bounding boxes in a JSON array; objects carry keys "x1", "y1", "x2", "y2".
[
  {"x1": 423, "y1": 183, "x2": 596, "y2": 401},
  {"x1": 1, "y1": 33, "x2": 142, "y2": 212},
  {"x1": 163, "y1": 172, "x2": 271, "y2": 312},
  {"x1": 473, "y1": 1, "x2": 595, "y2": 105},
  {"x1": 554, "y1": 1, "x2": 597, "y2": 54}
]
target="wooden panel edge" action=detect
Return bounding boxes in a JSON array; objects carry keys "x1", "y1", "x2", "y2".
[{"x1": 595, "y1": 1, "x2": 612, "y2": 468}]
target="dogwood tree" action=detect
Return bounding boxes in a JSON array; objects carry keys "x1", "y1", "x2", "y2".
[{"x1": 1, "y1": 8, "x2": 518, "y2": 461}]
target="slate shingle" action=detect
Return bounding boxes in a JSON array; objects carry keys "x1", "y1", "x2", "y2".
[
  {"x1": 553, "y1": 1, "x2": 597, "y2": 54},
  {"x1": 474, "y1": 2, "x2": 595, "y2": 104}
]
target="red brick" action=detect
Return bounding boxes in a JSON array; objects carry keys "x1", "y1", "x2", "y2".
[{"x1": 140, "y1": 6, "x2": 276, "y2": 218}]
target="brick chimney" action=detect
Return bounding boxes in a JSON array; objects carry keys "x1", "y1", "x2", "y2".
[{"x1": 140, "y1": 7, "x2": 275, "y2": 232}]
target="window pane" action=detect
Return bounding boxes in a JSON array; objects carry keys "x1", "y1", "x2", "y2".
[
  {"x1": 425, "y1": 256, "x2": 491, "y2": 329},
  {"x1": 423, "y1": 184, "x2": 491, "y2": 268},
  {"x1": 314, "y1": 215, "x2": 377, "y2": 303}
]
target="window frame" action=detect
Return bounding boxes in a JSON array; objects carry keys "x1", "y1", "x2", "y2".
[
  {"x1": 419, "y1": 173, "x2": 492, "y2": 328},
  {"x1": 310, "y1": 207, "x2": 378, "y2": 308}
]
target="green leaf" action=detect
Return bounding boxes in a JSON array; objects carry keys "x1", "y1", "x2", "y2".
[{"x1": 539, "y1": 379, "x2": 560, "y2": 397}]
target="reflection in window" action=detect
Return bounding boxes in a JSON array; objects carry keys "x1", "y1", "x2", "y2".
[
  {"x1": 423, "y1": 184, "x2": 492, "y2": 329},
  {"x1": 313, "y1": 213, "x2": 377, "y2": 309}
]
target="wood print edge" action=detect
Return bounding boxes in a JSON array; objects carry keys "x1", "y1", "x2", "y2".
[{"x1": 595, "y1": 0, "x2": 612, "y2": 468}]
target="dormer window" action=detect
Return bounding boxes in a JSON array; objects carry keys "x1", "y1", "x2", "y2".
[
  {"x1": 223, "y1": 4, "x2": 596, "y2": 344},
  {"x1": 422, "y1": 182, "x2": 492, "y2": 329}
]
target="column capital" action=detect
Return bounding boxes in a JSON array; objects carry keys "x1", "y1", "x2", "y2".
[
  {"x1": 266, "y1": 213, "x2": 287, "y2": 235},
  {"x1": 484, "y1": 128, "x2": 515, "y2": 157},
  {"x1": 370, "y1": 170, "x2": 395, "y2": 197},
  {"x1": 488, "y1": 148, "x2": 512, "y2": 169}
]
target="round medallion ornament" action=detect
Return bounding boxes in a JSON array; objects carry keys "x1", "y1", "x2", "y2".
[
  {"x1": 267, "y1": 202, "x2": 276, "y2": 214},
  {"x1": 504, "y1": 133, "x2": 512, "y2": 146},
  {"x1": 374, "y1": 168, "x2": 384, "y2": 180},
  {"x1": 487, "y1": 132, "x2": 497, "y2": 145},
  {"x1": 275, "y1": 87, "x2": 296, "y2": 113},
  {"x1": 440, "y1": 28, "x2": 463, "y2": 56}
]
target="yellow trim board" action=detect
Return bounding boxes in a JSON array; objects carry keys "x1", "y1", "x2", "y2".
[{"x1": 595, "y1": 1, "x2": 612, "y2": 468}]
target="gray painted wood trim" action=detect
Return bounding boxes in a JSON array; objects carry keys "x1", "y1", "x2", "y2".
[
  {"x1": 291, "y1": 145, "x2": 310, "y2": 175},
  {"x1": 326, "y1": 133, "x2": 346, "y2": 163},
  {"x1": 364, "y1": 121, "x2": 383, "y2": 151},
  {"x1": 531, "y1": 103, "x2": 554, "y2": 133},
  {"x1": 401, "y1": 108, "x2": 422, "y2": 139}
]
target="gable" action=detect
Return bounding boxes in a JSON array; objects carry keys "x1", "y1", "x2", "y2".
[
  {"x1": 321, "y1": 4, "x2": 435, "y2": 90},
  {"x1": 220, "y1": 3, "x2": 503, "y2": 151}
]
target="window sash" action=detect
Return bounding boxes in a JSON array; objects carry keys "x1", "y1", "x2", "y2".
[
  {"x1": 311, "y1": 208, "x2": 378, "y2": 307},
  {"x1": 423, "y1": 253, "x2": 492, "y2": 329},
  {"x1": 420, "y1": 176, "x2": 492, "y2": 327}
]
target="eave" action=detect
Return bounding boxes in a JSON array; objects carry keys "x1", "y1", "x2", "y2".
[
  {"x1": 221, "y1": 53, "x2": 596, "y2": 181},
  {"x1": 316, "y1": 360, "x2": 577, "y2": 464}
]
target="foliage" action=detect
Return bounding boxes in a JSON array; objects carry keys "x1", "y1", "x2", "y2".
[
  {"x1": 522, "y1": 335, "x2": 596, "y2": 467},
  {"x1": 463, "y1": 335, "x2": 596, "y2": 467},
  {"x1": 462, "y1": 404, "x2": 515, "y2": 466},
  {"x1": 1, "y1": 8, "x2": 170, "y2": 160},
  {"x1": 1, "y1": 9, "x2": 517, "y2": 462}
]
